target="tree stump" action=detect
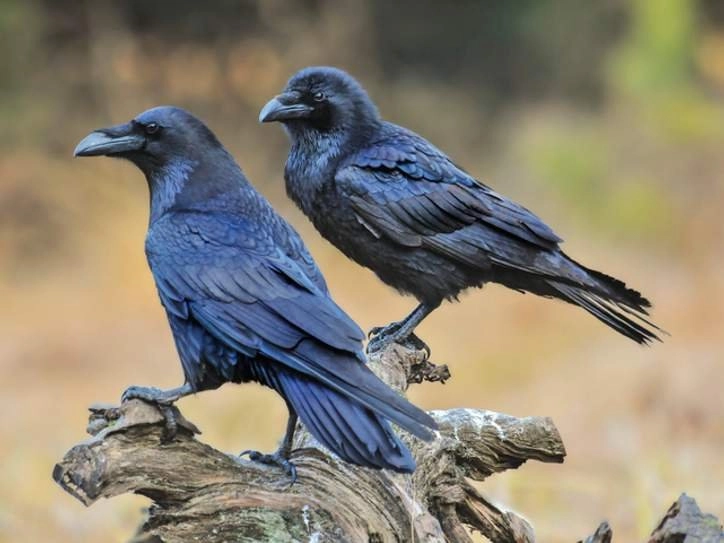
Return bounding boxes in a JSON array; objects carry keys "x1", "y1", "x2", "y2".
[
  {"x1": 53, "y1": 345, "x2": 567, "y2": 542},
  {"x1": 54, "y1": 343, "x2": 723, "y2": 542},
  {"x1": 581, "y1": 494, "x2": 722, "y2": 543}
]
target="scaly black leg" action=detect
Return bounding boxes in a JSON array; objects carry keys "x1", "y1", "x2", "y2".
[
  {"x1": 121, "y1": 383, "x2": 194, "y2": 442},
  {"x1": 240, "y1": 407, "x2": 299, "y2": 485},
  {"x1": 367, "y1": 302, "x2": 439, "y2": 356}
]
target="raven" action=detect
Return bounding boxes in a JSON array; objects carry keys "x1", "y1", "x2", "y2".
[
  {"x1": 74, "y1": 106, "x2": 436, "y2": 479},
  {"x1": 260, "y1": 67, "x2": 662, "y2": 354}
]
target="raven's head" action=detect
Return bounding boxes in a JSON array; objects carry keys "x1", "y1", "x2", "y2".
[
  {"x1": 75, "y1": 106, "x2": 234, "y2": 220},
  {"x1": 74, "y1": 106, "x2": 221, "y2": 175},
  {"x1": 260, "y1": 67, "x2": 380, "y2": 139}
]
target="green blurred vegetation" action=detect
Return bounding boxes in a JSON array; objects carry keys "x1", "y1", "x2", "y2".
[{"x1": 1, "y1": 1, "x2": 723, "y2": 542}]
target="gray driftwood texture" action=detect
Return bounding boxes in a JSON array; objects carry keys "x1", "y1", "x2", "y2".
[
  {"x1": 53, "y1": 345, "x2": 722, "y2": 542},
  {"x1": 581, "y1": 494, "x2": 722, "y2": 543}
]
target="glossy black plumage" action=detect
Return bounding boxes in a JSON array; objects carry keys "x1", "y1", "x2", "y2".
[
  {"x1": 262, "y1": 67, "x2": 661, "y2": 346},
  {"x1": 74, "y1": 106, "x2": 436, "y2": 474}
]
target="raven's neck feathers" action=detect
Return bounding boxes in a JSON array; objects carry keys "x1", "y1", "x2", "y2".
[
  {"x1": 148, "y1": 159, "x2": 198, "y2": 223},
  {"x1": 285, "y1": 117, "x2": 379, "y2": 215},
  {"x1": 146, "y1": 147, "x2": 252, "y2": 223}
]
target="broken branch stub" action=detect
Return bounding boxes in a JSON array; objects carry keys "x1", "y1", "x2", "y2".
[{"x1": 54, "y1": 344, "x2": 567, "y2": 542}]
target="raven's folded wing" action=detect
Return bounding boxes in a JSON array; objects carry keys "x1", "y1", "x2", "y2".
[
  {"x1": 147, "y1": 211, "x2": 436, "y2": 439},
  {"x1": 336, "y1": 128, "x2": 661, "y2": 343},
  {"x1": 148, "y1": 211, "x2": 363, "y2": 352},
  {"x1": 337, "y1": 126, "x2": 562, "y2": 255}
]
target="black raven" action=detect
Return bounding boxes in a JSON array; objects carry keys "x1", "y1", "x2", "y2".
[
  {"x1": 260, "y1": 67, "x2": 662, "y2": 354},
  {"x1": 74, "y1": 106, "x2": 436, "y2": 479}
]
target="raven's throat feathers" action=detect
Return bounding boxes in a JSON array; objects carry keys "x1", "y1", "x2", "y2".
[{"x1": 148, "y1": 159, "x2": 197, "y2": 222}]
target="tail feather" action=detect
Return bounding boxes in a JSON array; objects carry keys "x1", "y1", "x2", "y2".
[
  {"x1": 277, "y1": 370, "x2": 416, "y2": 472},
  {"x1": 291, "y1": 340, "x2": 438, "y2": 441},
  {"x1": 578, "y1": 263, "x2": 652, "y2": 312},
  {"x1": 546, "y1": 279, "x2": 663, "y2": 344},
  {"x1": 491, "y1": 250, "x2": 664, "y2": 343},
  {"x1": 288, "y1": 373, "x2": 384, "y2": 468}
]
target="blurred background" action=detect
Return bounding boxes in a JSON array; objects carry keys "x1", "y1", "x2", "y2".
[{"x1": 1, "y1": 0, "x2": 723, "y2": 541}]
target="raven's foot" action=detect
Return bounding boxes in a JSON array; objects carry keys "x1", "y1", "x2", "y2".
[
  {"x1": 367, "y1": 325, "x2": 431, "y2": 358},
  {"x1": 239, "y1": 449, "x2": 297, "y2": 485},
  {"x1": 368, "y1": 320, "x2": 403, "y2": 340},
  {"x1": 121, "y1": 385, "x2": 187, "y2": 443}
]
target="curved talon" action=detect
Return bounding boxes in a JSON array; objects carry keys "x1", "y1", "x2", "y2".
[
  {"x1": 367, "y1": 321, "x2": 402, "y2": 340},
  {"x1": 402, "y1": 333, "x2": 431, "y2": 359}
]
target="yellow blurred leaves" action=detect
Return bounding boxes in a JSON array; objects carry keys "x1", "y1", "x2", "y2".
[{"x1": 697, "y1": 32, "x2": 724, "y2": 91}]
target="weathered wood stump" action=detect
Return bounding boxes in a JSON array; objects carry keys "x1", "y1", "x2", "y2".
[
  {"x1": 53, "y1": 345, "x2": 566, "y2": 542},
  {"x1": 54, "y1": 344, "x2": 722, "y2": 542},
  {"x1": 581, "y1": 494, "x2": 723, "y2": 543}
]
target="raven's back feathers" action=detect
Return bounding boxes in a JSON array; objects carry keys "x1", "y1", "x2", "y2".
[{"x1": 324, "y1": 123, "x2": 662, "y2": 342}]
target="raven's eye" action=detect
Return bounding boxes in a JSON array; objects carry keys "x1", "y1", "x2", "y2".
[
  {"x1": 144, "y1": 122, "x2": 160, "y2": 135},
  {"x1": 312, "y1": 91, "x2": 325, "y2": 102}
]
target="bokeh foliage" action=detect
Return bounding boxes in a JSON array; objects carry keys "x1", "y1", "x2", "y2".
[{"x1": 1, "y1": 1, "x2": 723, "y2": 542}]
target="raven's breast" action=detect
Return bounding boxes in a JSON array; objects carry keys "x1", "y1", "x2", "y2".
[{"x1": 307, "y1": 189, "x2": 480, "y2": 304}]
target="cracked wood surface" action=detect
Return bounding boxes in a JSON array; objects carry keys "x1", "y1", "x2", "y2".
[
  {"x1": 581, "y1": 494, "x2": 722, "y2": 543},
  {"x1": 53, "y1": 344, "x2": 722, "y2": 542},
  {"x1": 54, "y1": 345, "x2": 566, "y2": 542}
]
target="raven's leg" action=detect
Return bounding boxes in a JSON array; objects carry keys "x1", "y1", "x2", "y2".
[
  {"x1": 240, "y1": 406, "x2": 299, "y2": 484},
  {"x1": 367, "y1": 302, "x2": 439, "y2": 355},
  {"x1": 121, "y1": 383, "x2": 195, "y2": 442}
]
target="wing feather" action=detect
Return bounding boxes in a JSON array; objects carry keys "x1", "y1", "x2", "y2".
[{"x1": 338, "y1": 126, "x2": 563, "y2": 265}]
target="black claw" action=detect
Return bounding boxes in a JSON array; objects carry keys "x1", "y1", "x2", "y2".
[
  {"x1": 239, "y1": 449, "x2": 260, "y2": 461},
  {"x1": 240, "y1": 450, "x2": 298, "y2": 485},
  {"x1": 367, "y1": 321, "x2": 401, "y2": 340},
  {"x1": 401, "y1": 333, "x2": 431, "y2": 359}
]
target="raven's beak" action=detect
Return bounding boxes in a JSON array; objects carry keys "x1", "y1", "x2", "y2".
[
  {"x1": 74, "y1": 124, "x2": 145, "y2": 157},
  {"x1": 259, "y1": 93, "x2": 313, "y2": 123}
]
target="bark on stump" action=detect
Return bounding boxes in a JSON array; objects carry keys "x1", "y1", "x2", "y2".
[
  {"x1": 582, "y1": 494, "x2": 723, "y2": 543},
  {"x1": 54, "y1": 345, "x2": 566, "y2": 542},
  {"x1": 53, "y1": 344, "x2": 724, "y2": 542}
]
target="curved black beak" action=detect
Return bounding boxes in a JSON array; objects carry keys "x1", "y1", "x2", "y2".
[
  {"x1": 259, "y1": 92, "x2": 313, "y2": 123},
  {"x1": 74, "y1": 123, "x2": 145, "y2": 157}
]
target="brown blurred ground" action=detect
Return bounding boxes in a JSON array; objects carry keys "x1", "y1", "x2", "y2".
[{"x1": 0, "y1": 1, "x2": 723, "y2": 542}]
